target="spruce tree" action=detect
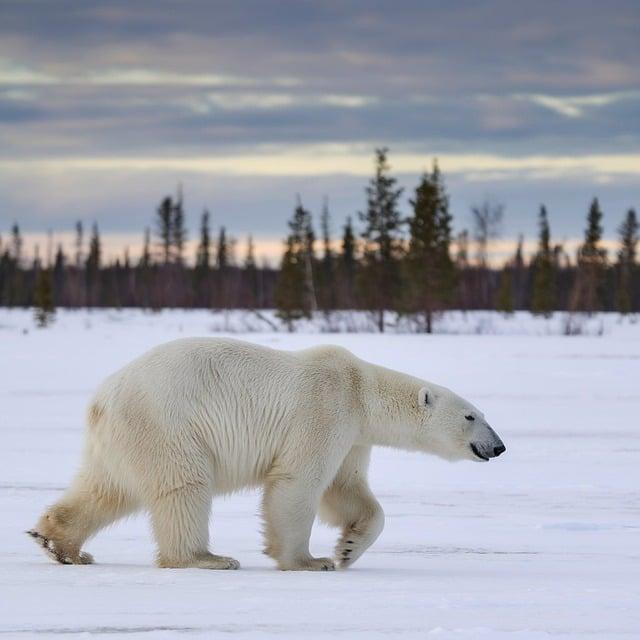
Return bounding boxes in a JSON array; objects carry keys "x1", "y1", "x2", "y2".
[
  {"x1": 531, "y1": 205, "x2": 555, "y2": 316},
  {"x1": 11, "y1": 223, "x2": 22, "y2": 265},
  {"x1": 244, "y1": 235, "x2": 260, "y2": 308},
  {"x1": 496, "y1": 265, "x2": 514, "y2": 315},
  {"x1": 8, "y1": 223, "x2": 24, "y2": 306},
  {"x1": 301, "y1": 200, "x2": 317, "y2": 314},
  {"x1": 196, "y1": 209, "x2": 211, "y2": 271},
  {"x1": 274, "y1": 200, "x2": 315, "y2": 325},
  {"x1": 341, "y1": 216, "x2": 356, "y2": 306},
  {"x1": 319, "y1": 198, "x2": 336, "y2": 312},
  {"x1": 156, "y1": 196, "x2": 173, "y2": 265},
  {"x1": 213, "y1": 226, "x2": 229, "y2": 308},
  {"x1": 33, "y1": 267, "x2": 55, "y2": 327},
  {"x1": 194, "y1": 210, "x2": 211, "y2": 307},
  {"x1": 53, "y1": 244, "x2": 66, "y2": 305},
  {"x1": 406, "y1": 160, "x2": 455, "y2": 332},
  {"x1": 571, "y1": 198, "x2": 607, "y2": 313},
  {"x1": 358, "y1": 148, "x2": 404, "y2": 331},
  {"x1": 140, "y1": 227, "x2": 152, "y2": 269},
  {"x1": 172, "y1": 186, "x2": 187, "y2": 264},
  {"x1": 616, "y1": 208, "x2": 638, "y2": 314},
  {"x1": 216, "y1": 227, "x2": 228, "y2": 271},
  {"x1": 138, "y1": 227, "x2": 152, "y2": 308},
  {"x1": 274, "y1": 236, "x2": 306, "y2": 329},
  {"x1": 74, "y1": 221, "x2": 83, "y2": 268},
  {"x1": 85, "y1": 223, "x2": 101, "y2": 306}
]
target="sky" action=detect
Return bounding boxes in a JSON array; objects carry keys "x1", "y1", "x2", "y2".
[{"x1": 1, "y1": 0, "x2": 639, "y2": 264}]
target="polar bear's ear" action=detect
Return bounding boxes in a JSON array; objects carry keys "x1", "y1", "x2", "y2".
[{"x1": 418, "y1": 387, "x2": 429, "y2": 407}]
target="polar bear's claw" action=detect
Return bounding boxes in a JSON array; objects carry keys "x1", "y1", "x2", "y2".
[
  {"x1": 158, "y1": 553, "x2": 240, "y2": 570},
  {"x1": 27, "y1": 530, "x2": 94, "y2": 565},
  {"x1": 197, "y1": 554, "x2": 240, "y2": 570},
  {"x1": 280, "y1": 557, "x2": 335, "y2": 571}
]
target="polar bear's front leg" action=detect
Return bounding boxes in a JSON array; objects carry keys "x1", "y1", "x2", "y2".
[
  {"x1": 319, "y1": 446, "x2": 384, "y2": 568},
  {"x1": 262, "y1": 472, "x2": 335, "y2": 571},
  {"x1": 151, "y1": 484, "x2": 239, "y2": 570}
]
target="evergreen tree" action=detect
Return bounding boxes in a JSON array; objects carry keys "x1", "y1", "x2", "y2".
[
  {"x1": 138, "y1": 227, "x2": 152, "y2": 308},
  {"x1": 358, "y1": 148, "x2": 404, "y2": 331},
  {"x1": 496, "y1": 264, "x2": 514, "y2": 315},
  {"x1": 194, "y1": 210, "x2": 211, "y2": 306},
  {"x1": 53, "y1": 244, "x2": 66, "y2": 305},
  {"x1": 274, "y1": 200, "x2": 315, "y2": 325},
  {"x1": 531, "y1": 205, "x2": 555, "y2": 316},
  {"x1": 616, "y1": 208, "x2": 638, "y2": 313},
  {"x1": 301, "y1": 200, "x2": 317, "y2": 314},
  {"x1": 8, "y1": 223, "x2": 24, "y2": 306},
  {"x1": 340, "y1": 216, "x2": 356, "y2": 305},
  {"x1": 74, "y1": 221, "x2": 83, "y2": 268},
  {"x1": 216, "y1": 226, "x2": 228, "y2": 271},
  {"x1": 85, "y1": 223, "x2": 102, "y2": 306},
  {"x1": 172, "y1": 186, "x2": 187, "y2": 264},
  {"x1": 244, "y1": 235, "x2": 260, "y2": 308},
  {"x1": 571, "y1": 198, "x2": 607, "y2": 312},
  {"x1": 140, "y1": 227, "x2": 152, "y2": 269},
  {"x1": 215, "y1": 226, "x2": 229, "y2": 308},
  {"x1": 319, "y1": 197, "x2": 336, "y2": 312},
  {"x1": 196, "y1": 209, "x2": 211, "y2": 271},
  {"x1": 156, "y1": 196, "x2": 173, "y2": 264},
  {"x1": 512, "y1": 234, "x2": 526, "y2": 309},
  {"x1": 11, "y1": 223, "x2": 22, "y2": 266},
  {"x1": 244, "y1": 235, "x2": 256, "y2": 270},
  {"x1": 33, "y1": 267, "x2": 55, "y2": 327},
  {"x1": 406, "y1": 160, "x2": 455, "y2": 332},
  {"x1": 275, "y1": 237, "x2": 304, "y2": 329}
]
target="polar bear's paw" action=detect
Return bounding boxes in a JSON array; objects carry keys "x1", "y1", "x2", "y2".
[
  {"x1": 158, "y1": 553, "x2": 240, "y2": 570},
  {"x1": 27, "y1": 530, "x2": 94, "y2": 565},
  {"x1": 335, "y1": 534, "x2": 365, "y2": 569},
  {"x1": 194, "y1": 554, "x2": 241, "y2": 570},
  {"x1": 280, "y1": 556, "x2": 335, "y2": 571}
]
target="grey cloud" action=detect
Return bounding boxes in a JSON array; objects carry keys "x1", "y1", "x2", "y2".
[
  {"x1": 0, "y1": 0, "x2": 638, "y2": 239},
  {"x1": 1, "y1": 84, "x2": 639, "y2": 158}
]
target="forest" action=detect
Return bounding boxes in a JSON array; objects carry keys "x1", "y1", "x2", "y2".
[{"x1": 1, "y1": 149, "x2": 637, "y2": 331}]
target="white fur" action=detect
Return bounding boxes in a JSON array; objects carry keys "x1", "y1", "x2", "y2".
[{"x1": 30, "y1": 338, "x2": 504, "y2": 571}]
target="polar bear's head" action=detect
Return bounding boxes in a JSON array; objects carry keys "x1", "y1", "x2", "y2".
[{"x1": 414, "y1": 383, "x2": 505, "y2": 462}]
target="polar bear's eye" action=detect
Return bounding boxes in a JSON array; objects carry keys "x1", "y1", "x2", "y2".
[{"x1": 465, "y1": 414, "x2": 475, "y2": 421}]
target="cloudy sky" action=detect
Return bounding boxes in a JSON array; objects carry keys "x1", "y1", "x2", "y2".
[{"x1": 1, "y1": 0, "x2": 639, "y2": 263}]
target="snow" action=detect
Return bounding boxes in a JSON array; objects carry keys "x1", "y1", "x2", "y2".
[{"x1": 1, "y1": 309, "x2": 639, "y2": 639}]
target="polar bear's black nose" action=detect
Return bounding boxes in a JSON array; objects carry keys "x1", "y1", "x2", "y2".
[{"x1": 493, "y1": 444, "x2": 506, "y2": 457}]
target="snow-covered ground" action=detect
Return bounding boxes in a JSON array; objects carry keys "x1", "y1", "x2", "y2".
[{"x1": 1, "y1": 309, "x2": 639, "y2": 639}]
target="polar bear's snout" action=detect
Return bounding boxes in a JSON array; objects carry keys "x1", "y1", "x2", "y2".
[{"x1": 469, "y1": 422, "x2": 506, "y2": 461}]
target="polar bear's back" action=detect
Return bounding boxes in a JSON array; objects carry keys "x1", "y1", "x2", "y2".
[
  {"x1": 93, "y1": 338, "x2": 302, "y2": 430},
  {"x1": 87, "y1": 339, "x2": 362, "y2": 493}
]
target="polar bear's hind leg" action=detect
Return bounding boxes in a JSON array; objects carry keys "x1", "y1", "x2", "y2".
[{"x1": 28, "y1": 469, "x2": 137, "y2": 565}]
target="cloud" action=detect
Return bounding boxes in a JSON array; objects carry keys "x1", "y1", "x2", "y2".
[
  {"x1": 516, "y1": 91, "x2": 640, "y2": 118},
  {"x1": 2, "y1": 147, "x2": 639, "y2": 179},
  {"x1": 0, "y1": 59, "x2": 298, "y2": 89},
  {"x1": 1, "y1": 0, "x2": 638, "y2": 244},
  {"x1": 183, "y1": 91, "x2": 377, "y2": 113}
]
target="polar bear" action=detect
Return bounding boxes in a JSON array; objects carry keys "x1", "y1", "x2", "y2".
[{"x1": 29, "y1": 338, "x2": 505, "y2": 571}]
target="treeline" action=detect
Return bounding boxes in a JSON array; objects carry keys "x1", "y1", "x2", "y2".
[{"x1": 1, "y1": 149, "x2": 638, "y2": 330}]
